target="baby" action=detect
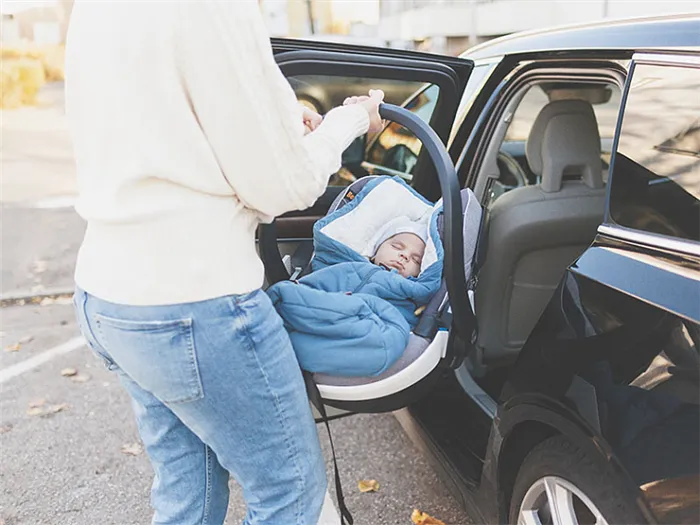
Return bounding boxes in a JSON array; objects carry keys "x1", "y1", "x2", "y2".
[{"x1": 370, "y1": 217, "x2": 427, "y2": 278}]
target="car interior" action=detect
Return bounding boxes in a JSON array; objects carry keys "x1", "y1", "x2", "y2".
[{"x1": 464, "y1": 79, "x2": 622, "y2": 395}]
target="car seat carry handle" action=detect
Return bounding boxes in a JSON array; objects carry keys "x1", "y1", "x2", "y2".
[
  {"x1": 378, "y1": 104, "x2": 472, "y2": 345},
  {"x1": 259, "y1": 105, "x2": 474, "y2": 345}
]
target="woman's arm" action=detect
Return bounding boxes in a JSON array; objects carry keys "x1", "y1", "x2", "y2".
[{"x1": 176, "y1": 0, "x2": 374, "y2": 219}]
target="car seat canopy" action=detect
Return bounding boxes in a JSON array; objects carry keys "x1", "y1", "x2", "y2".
[{"x1": 315, "y1": 176, "x2": 442, "y2": 276}]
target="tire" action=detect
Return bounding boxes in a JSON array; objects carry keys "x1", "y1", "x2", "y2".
[{"x1": 508, "y1": 435, "x2": 647, "y2": 525}]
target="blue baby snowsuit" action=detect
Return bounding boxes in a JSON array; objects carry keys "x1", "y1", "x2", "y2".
[{"x1": 267, "y1": 176, "x2": 445, "y2": 377}]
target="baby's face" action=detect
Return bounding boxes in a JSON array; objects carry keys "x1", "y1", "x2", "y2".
[{"x1": 374, "y1": 233, "x2": 425, "y2": 278}]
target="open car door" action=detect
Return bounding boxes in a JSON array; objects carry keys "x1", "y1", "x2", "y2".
[
  {"x1": 268, "y1": 38, "x2": 471, "y2": 245},
  {"x1": 260, "y1": 39, "x2": 476, "y2": 416}
]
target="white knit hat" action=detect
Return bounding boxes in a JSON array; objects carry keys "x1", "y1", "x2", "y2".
[{"x1": 372, "y1": 216, "x2": 428, "y2": 256}]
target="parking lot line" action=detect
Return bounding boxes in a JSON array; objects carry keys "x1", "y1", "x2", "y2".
[
  {"x1": 319, "y1": 490, "x2": 341, "y2": 525},
  {"x1": 0, "y1": 336, "x2": 85, "y2": 384}
]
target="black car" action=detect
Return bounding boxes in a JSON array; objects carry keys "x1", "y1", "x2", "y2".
[{"x1": 261, "y1": 14, "x2": 700, "y2": 525}]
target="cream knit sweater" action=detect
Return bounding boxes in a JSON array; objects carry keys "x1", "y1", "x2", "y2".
[{"x1": 65, "y1": 0, "x2": 369, "y2": 305}]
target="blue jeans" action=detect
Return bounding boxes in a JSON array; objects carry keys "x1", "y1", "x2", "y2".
[{"x1": 73, "y1": 287, "x2": 327, "y2": 525}]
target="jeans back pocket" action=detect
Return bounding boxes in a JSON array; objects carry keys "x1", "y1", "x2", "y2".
[{"x1": 94, "y1": 314, "x2": 203, "y2": 404}]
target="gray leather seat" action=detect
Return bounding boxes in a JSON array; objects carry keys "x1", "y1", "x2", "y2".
[{"x1": 475, "y1": 100, "x2": 606, "y2": 361}]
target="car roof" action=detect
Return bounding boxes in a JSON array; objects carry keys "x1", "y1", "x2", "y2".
[{"x1": 464, "y1": 14, "x2": 700, "y2": 61}]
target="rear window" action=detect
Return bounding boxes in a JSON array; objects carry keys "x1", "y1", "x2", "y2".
[{"x1": 608, "y1": 63, "x2": 700, "y2": 242}]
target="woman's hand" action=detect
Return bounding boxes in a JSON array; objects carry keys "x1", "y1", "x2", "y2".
[
  {"x1": 343, "y1": 89, "x2": 385, "y2": 133},
  {"x1": 301, "y1": 106, "x2": 323, "y2": 135}
]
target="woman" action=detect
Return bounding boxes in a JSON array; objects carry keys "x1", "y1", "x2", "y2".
[{"x1": 65, "y1": 1, "x2": 383, "y2": 524}]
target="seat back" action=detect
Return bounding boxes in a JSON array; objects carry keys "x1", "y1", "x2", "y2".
[{"x1": 475, "y1": 100, "x2": 606, "y2": 360}]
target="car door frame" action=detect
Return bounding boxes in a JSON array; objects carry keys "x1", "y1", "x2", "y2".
[{"x1": 396, "y1": 51, "x2": 635, "y2": 505}]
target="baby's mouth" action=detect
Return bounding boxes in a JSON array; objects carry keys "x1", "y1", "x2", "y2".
[{"x1": 389, "y1": 261, "x2": 404, "y2": 272}]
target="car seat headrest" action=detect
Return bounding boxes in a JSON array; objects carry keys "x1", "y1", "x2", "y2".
[{"x1": 526, "y1": 99, "x2": 604, "y2": 193}]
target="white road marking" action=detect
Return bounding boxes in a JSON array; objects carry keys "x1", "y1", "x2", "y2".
[
  {"x1": 32, "y1": 195, "x2": 77, "y2": 209},
  {"x1": 0, "y1": 336, "x2": 85, "y2": 384},
  {"x1": 318, "y1": 490, "x2": 341, "y2": 525}
]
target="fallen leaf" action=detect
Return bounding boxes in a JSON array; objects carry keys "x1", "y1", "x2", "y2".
[
  {"x1": 4, "y1": 343, "x2": 21, "y2": 352},
  {"x1": 19, "y1": 335, "x2": 34, "y2": 344},
  {"x1": 48, "y1": 403, "x2": 69, "y2": 414},
  {"x1": 28, "y1": 400, "x2": 68, "y2": 417},
  {"x1": 0, "y1": 424, "x2": 13, "y2": 434},
  {"x1": 71, "y1": 374, "x2": 91, "y2": 383},
  {"x1": 358, "y1": 479, "x2": 380, "y2": 493},
  {"x1": 411, "y1": 509, "x2": 446, "y2": 525},
  {"x1": 54, "y1": 296, "x2": 73, "y2": 305},
  {"x1": 61, "y1": 367, "x2": 78, "y2": 377},
  {"x1": 121, "y1": 442, "x2": 144, "y2": 456},
  {"x1": 40, "y1": 297, "x2": 55, "y2": 306},
  {"x1": 28, "y1": 398, "x2": 46, "y2": 408}
]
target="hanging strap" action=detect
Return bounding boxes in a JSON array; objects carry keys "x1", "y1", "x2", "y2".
[{"x1": 303, "y1": 371, "x2": 354, "y2": 525}]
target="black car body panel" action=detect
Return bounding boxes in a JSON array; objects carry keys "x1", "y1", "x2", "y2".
[{"x1": 499, "y1": 246, "x2": 700, "y2": 521}]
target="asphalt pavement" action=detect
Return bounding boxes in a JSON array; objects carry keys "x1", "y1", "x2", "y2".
[
  {"x1": 0, "y1": 306, "x2": 469, "y2": 524},
  {"x1": 0, "y1": 84, "x2": 472, "y2": 524}
]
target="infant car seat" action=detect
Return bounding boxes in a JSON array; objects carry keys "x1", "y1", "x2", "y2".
[{"x1": 259, "y1": 104, "x2": 484, "y2": 414}]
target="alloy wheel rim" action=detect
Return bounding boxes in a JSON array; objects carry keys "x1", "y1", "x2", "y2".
[{"x1": 518, "y1": 475, "x2": 609, "y2": 525}]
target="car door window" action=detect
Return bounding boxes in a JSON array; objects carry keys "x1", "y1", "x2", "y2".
[
  {"x1": 608, "y1": 63, "x2": 700, "y2": 242},
  {"x1": 289, "y1": 75, "x2": 426, "y2": 116},
  {"x1": 289, "y1": 75, "x2": 440, "y2": 186},
  {"x1": 365, "y1": 83, "x2": 440, "y2": 181}
]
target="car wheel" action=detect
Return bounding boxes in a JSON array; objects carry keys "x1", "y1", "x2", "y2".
[{"x1": 509, "y1": 435, "x2": 646, "y2": 525}]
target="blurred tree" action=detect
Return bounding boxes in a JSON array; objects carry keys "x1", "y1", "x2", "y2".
[{"x1": 305, "y1": 0, "x2": 315, "y2": 34}]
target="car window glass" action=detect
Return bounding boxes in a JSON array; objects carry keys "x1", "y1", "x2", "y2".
[
  {"x1": 288, "y1": 75, "x2": 438, "y2": 187},
  {"x1": 365, "y1": 83, "x2": 440, "y2": 183},
  {"x1": 609, "y1": 63, "x2": 700, "y2": 243},
  {"x1": 488, "y1": 81, "x2": 621, "y2": 205}
]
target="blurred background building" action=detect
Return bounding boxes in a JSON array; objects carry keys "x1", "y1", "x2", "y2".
[
  {"x1": 263, "y1": 0, "x2": 698, "y2": 55},
  {"x1": 1, "y1": 0, "x2": 698, "y2": 54},
  {"x1": 377, "y1": 0, "x2": 699, "y2": 55}
]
